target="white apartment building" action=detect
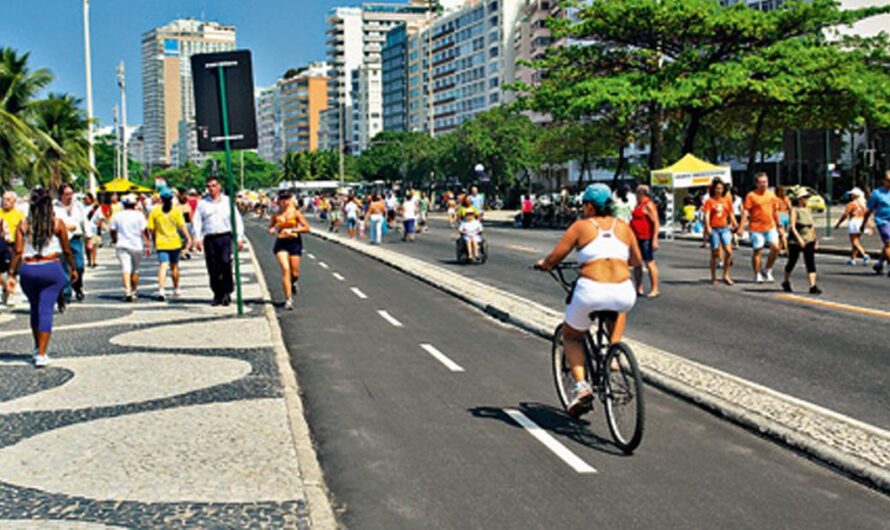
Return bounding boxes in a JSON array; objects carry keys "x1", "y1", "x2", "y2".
[
  {"x1": 321, "y1": 3, "x2": 431, "y2": 153},
  {"x1": 256, "y1": 86, "x2": 279, "y2": 163},
  {"x1": 403, "y1": 0, "x2": 524, "y2": 136},
  {"x1": 141, "y1": 19, "x2": 236, "y2": 167}
]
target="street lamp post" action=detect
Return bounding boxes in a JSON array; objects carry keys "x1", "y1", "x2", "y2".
[
  {"x1": 117, "y1": 62, "x2": 128, "y2": 180},
  {"x1": 83, "y1": 0, "x2": 96, "y2": 194},
  {"x1": 825, "y1": 129, "x2": 834, "y2": 239}
]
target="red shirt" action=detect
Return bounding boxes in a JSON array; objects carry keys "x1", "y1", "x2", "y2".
[{"x1": 630, "y1": 197, "x2": 655, "y2": 240}]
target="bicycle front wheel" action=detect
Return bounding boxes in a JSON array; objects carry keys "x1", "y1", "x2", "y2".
[
  {"x1": 603, "y1": 342, "x2": 645, "y2": 454},
  {"x1": 551, "y1": 324, "x2": 573, "y2": 411}
]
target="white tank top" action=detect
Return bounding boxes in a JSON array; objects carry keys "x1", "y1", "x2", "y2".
[
  {"x1": 23, "y1": 229, "x2": 62, "y2": 258},
  {"x1": 576, "y1": 218, "x2": 629, "y2": 264}
]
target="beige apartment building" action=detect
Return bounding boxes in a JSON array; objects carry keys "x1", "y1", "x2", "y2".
[{"x1": 141, "y1": 19, "x2": 236, "y2": 167}]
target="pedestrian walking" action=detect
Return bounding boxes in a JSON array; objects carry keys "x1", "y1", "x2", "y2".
[
  {"x1": 148, "y1": 188, "x2": 192, "y2": 301},
  {"x1": 419, "y1": 192, "x2": 430, "y2": 233},
  {"x1": 863, "y1": 171, "x2": 890, "y2": 276},
  {"x1": 630, "y1": 184, "x2": 660, "y2": 297},
  {"x1": 269, "y1": 192, "x2": 310, "y2": 310},
  {"x1": 54, "y1": 184, "x2": 89, "y2": 308},
  {"x1": 521, "y1": 194, "x2": 534, "y2": 229},
  {"x1": 401, "y1": 191, "x2": 418, "y2": 242},
  {"x1": 328, "y1": 194, "x2": 341, "y2": 233},
  {"x1": 834, "y1": 187, "x2": 869, "y2": 265},
  {"x1": 782, "y1": 189, "x2": 821, "y2": 294},
  {"x1": 110, "y1": 194, "x2": 150, "y2": 302},
  {"x1": 0, "y1": 190, "x2": 25, "y2": 308},
  {"x1": 344, "y1": 195, "x2": 360, "y2": 239},
  {"x1": 83, "y1": 193, "x2": 104, "y2": 268},
  {"x1": 612, "y1": 184, "x2": 636, "y2": 224},
  {"x1": 7, "y1": 187, "x2": 77, "y2": 367},
  {"x1": 703, "y1": 178, "x2": 737, "y2": 285},
  {"x1": 775, "y1": 185, "x2": 792, "y2": 256},
  {"x1": 367, "y1": 194, "x2": 386, "y2": 245},
  {"x1": 192, "y1": 176, "x2": 245, "y2": 306},
  {"x1": 739, "y1": 172, "x2": 781, "y2": 283},
  {"x1": 447, "y1": 193, "x2": 458, "y2": 228}
]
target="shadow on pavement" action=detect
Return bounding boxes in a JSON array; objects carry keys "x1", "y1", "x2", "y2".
[{"x1": 468, "y1": 402, "x2": 624, "y2": 457}]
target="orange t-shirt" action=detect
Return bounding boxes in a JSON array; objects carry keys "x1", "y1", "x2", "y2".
[
  {"x1": 743, "y1": 190, "x2": 777, "y2": 232},
  {"x1": 703, "y1": 196, "x2": 733, "y2": 229},
  {"x1": 844, "y1": 200, "x2": 866, "y2": 219},
  {"x1": 774, "y1": 196, "x2": 791, "y2": 213}
]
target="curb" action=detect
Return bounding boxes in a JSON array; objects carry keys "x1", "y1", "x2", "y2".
[
  {"x1": 247, "y1": 241, "x2": 340, "y2": 529},
  {"x1": 308, "y1": 229, "x2": 890, "y2": 493}
]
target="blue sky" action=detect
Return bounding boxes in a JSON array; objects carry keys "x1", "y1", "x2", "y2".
[{"x1": 1, "y1": 0, "x2": 346, "y2": 128}]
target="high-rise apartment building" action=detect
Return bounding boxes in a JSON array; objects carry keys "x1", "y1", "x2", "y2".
[
  {"x1": 321, "y1": 3, "x2": 432, "y2": 154},
  {"x1": 398, "y1": 0, "x2": 524, "y2": 137},
  {"x1": 256, "y1": 63, "x2": 330, "y2": 163},
  {"x1": 382, "y1": 24, "x2": 412, "y2": 132},
  {"x1": 141, "y1": 19, "x2": 236, "y2": 167}
]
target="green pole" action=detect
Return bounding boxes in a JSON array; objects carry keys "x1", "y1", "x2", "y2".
[
  {"x1": 825, "y1": 129, "x2": 832, "y2": 239},
  {"x1": 218, "y1": 65, "x2": 243, "y2": 315}
]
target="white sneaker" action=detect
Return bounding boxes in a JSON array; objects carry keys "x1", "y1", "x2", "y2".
[
  {"x1": 158, "y1": 289, "x2": 167, "y2": 301},
  {"x1": 764, "y1": 269, "x2": 775, "y2": 282},
  {"x1": 755, "y1": 272, "x2": 765, "y2": 284},
  {"x1": 567, "y1": 381, "x2": 594, "y2": 417},
  {"x1": 32, "y1": 348, "x2": 39, "y2": 363},
  {"x1": 34, "y1": 354, "x2": 50, "y2": 368},
  {"x1": 173, "y1": 288, "x2": 183, "y2": 298},
  {"x1": 284, "y1": 299, "x2": 294, "y2": 311}
]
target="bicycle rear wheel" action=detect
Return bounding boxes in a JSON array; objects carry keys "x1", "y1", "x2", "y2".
[{"x1": 603, "y1": 342, "x2": 645, "y2": 453}]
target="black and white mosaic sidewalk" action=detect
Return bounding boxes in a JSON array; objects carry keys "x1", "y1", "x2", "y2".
[{"x1": 0, "y1": 247, "x2": 310, "y2": 529}]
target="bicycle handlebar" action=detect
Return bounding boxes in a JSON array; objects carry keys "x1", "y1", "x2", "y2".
[{"x1": 533, "y1": 261, "x2": 579, "y2": 294}]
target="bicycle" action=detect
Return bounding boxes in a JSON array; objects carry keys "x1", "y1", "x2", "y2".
[{"x1": 539, "y1": 262, "x2": 645, "y2": 454}]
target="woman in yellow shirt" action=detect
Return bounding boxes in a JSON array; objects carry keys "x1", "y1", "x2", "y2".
[{"x1": 147, "y1": 188, "x2": 192, "y2": 301}]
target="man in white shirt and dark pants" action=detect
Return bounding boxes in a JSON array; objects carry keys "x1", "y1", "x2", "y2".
[{"x1": 193, "y1": 175, "x2": 245, "y2": 306}]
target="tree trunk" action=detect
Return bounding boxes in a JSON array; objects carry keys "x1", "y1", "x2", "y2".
[
  {"x1": 682, "y1": 111, "x2": 702, "y2": 155},
  {"x1": 611, "y1": 139, "x2": 627, "y2": 189},
  {"x1": 648, "y1": 103, "x2": 663, "y2": 170},
  {"x1": 746, "y1": 109, "x2": 767, "y2": 188}
]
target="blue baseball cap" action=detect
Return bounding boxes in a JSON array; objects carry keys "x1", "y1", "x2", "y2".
[
  {"x1": 159, "y1": 187, "x2": 174, "y2": 199},
  {"x1": 582, "y1": 184, "x2": 611, "y2": 206}
]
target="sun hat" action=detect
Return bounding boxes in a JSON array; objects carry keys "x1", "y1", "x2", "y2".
[
  {"x1": 850, "y1": 187, "x2": 864, "y2": 198},
  {"x1": 582, "y1": 183, "x2": 611, "y2": 206},
  {"x1": 121, "y1": 193, "x2": 138, "y2": 205}
]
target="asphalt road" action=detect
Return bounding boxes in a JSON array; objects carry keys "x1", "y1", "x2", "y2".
[
  {"x1": 247, "y1": 220, "x2": 889, "y2": 529},
  {"x1": 303, "y1": 215, "x2": 890, "y2": 431}
]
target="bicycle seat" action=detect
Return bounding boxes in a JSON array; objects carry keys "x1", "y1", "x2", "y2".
[{"x1": 588, "y1": 310, "x2": 618, "y2": 323}]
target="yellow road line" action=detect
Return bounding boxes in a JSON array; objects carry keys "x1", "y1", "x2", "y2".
[{"x1": 776, "y1": 293, "x2": 890, "y2": 320}]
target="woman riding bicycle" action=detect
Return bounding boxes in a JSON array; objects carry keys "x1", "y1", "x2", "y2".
[{"x1": 536, "y1": 183, "x2": 643, "y2": 416}]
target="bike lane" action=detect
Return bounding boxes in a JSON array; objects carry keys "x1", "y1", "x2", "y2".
[{"x1": 248, "y1": 221, "x2": 889, "y2": 529}]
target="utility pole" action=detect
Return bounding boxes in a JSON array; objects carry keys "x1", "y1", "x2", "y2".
[
  {"x1": 339, "y1": 101, "x2": 345, "y2": 184},
  {"x1": 240, "y1": 150, "x2": 245, "y2": 189},
  {"x1": 825, "y1": 129, "x2": 833, "y2": 238},
  {"x1": 83, "y1": 0, "x2": 96, "y2": 194},
  {"x1": 112, "y1": 105, "x2": 120, "y2": 179},
  {"x1": 795, "y1": 129, "x2": 803, "y2": 185},
  {"x1": 117, "y1": 61, "x2": 128, "y2": 180}
]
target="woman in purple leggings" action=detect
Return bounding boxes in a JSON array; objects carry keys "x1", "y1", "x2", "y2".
[{"x1": 6, "y1": 188, "x2": 77, "y2": 367}]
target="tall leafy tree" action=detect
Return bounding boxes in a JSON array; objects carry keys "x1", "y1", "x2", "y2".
[
  {"x1": 0, "y1": 47, "x2": 54, "y2": 186},
  {"x1": 30, "y1": 93, "x2": 90, "y2": 188}
]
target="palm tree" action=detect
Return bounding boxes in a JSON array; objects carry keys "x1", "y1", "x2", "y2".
[
  {"x1": 0, "y1": 47, "x2": 54, "y2": 186},
  {"x1": 30, "y1": 93, "x2": 90, "y2": 189}
]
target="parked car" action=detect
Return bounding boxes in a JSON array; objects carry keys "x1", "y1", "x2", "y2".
[{"x1": 785, "y1": 185, "x2": 827, "y2": 212}]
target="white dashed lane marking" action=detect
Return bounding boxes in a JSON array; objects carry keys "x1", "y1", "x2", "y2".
[
  {"x1": 420, "y1": 344, "x2": 464, "y2": 372},
  {"x1": 503, "y1": 409, "x2": 597, "y2": 474},
  {"x1": 350, "y1": 287, "x2": 368, "y2": 299},
  {"x1": 307, "y1": 253, "x2": 316, "y2": 260},
  {"x1": 318, "y1": 262, "x2": 330, "y2": 270},
  {"x1": 377, "y1": 310, "x2": 403, "y2": 328},
  {"x1": 332, "y1": 272, "x2": 345, "y2": 281}
]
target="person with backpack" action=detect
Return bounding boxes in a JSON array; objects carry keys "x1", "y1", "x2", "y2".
[{"x1": 147, "y1": 188, "x2": 192, "y2": 301}]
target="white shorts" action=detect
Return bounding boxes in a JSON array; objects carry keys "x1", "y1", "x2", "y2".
[
  {"x1": 848, "y1": 218, "x2": 863, "y2": 235},
  {"x1": 564, "y1": 278, "x2": 636, "y2": 331},
  {"x1": 116, "y1": 247, "x2": 143, "y2": 274}
]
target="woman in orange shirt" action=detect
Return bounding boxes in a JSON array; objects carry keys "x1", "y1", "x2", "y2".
[{"x1": 703, "y1": 179, "x2": 738, "y2": 285}]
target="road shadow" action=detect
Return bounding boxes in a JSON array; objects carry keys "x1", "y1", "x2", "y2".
[
  {"x1": 468, "y1": 402, "x2": 624, "y2": 457},
  {"x1": 0, "y1": 353, "x2": 33, "y2": 362}
]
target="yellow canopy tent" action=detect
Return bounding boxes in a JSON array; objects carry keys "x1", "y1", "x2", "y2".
[
  {"x1": 650, "y1": 154, "x2": 732, "y2": 237},
  {"x1": 100, "y1": 178, "x2": 154, "y2": 194},
  {"x1": 650, "y1": 153, "x2": 731, "y2": 189}
]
